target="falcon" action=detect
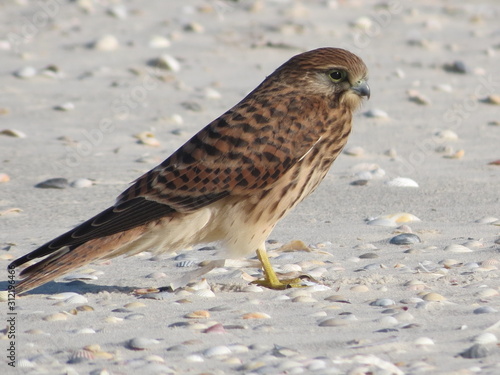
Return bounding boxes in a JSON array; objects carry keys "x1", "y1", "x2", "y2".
[{"x1": 9, "y1": 47, "x2": 369, "y2": 294}]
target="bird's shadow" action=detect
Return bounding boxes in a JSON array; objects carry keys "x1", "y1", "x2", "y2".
[{"x1": 0, "y1": 280, "x2": 158, "y2": 297}]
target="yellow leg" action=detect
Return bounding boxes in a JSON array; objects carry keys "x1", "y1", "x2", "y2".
[{"x1": 252, "y1": 247, "x2": 314, "y2": 289}]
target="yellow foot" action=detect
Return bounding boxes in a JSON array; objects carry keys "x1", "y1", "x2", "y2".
[
  {"x1": 252, "y1": 274, "x2": 316, "y2": 290},
  {"x1": 252, "y1": 246, "x2": 318, "y2": 290}
]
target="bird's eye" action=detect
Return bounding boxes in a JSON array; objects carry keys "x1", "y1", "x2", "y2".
[{"x1": 328, "y1": 70, "x2": 345, "y2": 82}]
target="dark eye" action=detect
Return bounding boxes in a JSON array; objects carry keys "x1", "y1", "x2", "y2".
[{"x1": 328, "y1": 70, "x2": 345, "y2": 82}]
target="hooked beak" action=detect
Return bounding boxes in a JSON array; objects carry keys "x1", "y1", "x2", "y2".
[{"x1": 351, "y1": 80, "x2": 370, "y2": 99}]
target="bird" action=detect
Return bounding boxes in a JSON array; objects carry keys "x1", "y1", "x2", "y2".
[{"x1": 9, "y1": 47, "x2": 369, "y2": 295}]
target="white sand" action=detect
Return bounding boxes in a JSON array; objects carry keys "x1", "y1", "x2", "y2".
[{"x1": 1, "y1": 1, "x2": 500, "y2": 374}]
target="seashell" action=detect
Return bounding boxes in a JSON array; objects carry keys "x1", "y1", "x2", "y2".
[
  {"x1": 421, "y1": 292, "x2": 446, "y2": 301},
  {"x1": 1, "y1": 128, "x2": 27, "y2": 138},
  {"x1": 124, "y1": 302, "x2": 146, "y2": 309},
  {"x1": 203, "y1": 345, "x2": 232, "y2": 358},
  {"x1": 203, "y1": 323, "x2": 226, "y2": 334},
  {"x1": 414, "y1": 337, "x2": 435, "y2": 346},
  {"x1": 92, "y1": 34, "x2": 119, "y2": 51},
  {"x1": 350, "y1": 285, "x2": 369, "y2": 293},
  {"x1": 70, "y1": 178, "x2": 93, "y2": 188},
  {"x1": 176, "y1": 260, "x2": 196, "y2": 267},
  {"x1": 392, "y1": 311, "x2": 414, "y2": 321},
  {"x1": 280, "y1": 263, "x2": 302, "y2": 273},
  {"x1": 17, "y1": 359, "x2": 35, "y2": 368},
  {"x1": 318, "y1": 318, "x2": 349, "y2": 327},
  {"x1": 390, "y1": 233, "x2": 421, "y2": 245},
  {"x1": 370, "y1": 298, "x2": 396, "y2": 307},
  {"x1": 459, "y1": 344, "x2": 490, "y2": 359},
  {"x1": 14, "y1": 66, "x2": 37, "y2": 79},
  {"x1": 364, "y1": 108, "x2": 389, "y2": 119},
  {"x1": 308, "y1": 359, "x2": 327, "y2": 371},
  {"x1": 43, "y1": 312, "x2": 68, "y2": 321},
  {"x1": 0, "y1": 173, "x2": 10, "y2": 182},
  {"x1": 73, "y1": 328, "x2": 96, "y2": 334},
  {"x1": 378, "y1": 316, "x2": 398, "y2": 325},
  {"x1": 443, "y1": 149, "x2": 464, "y2": 159},
  {"x1": 241, "y1": 285, "x2": 264, "y2": 293},
  {"x1": 185, "y1": 310, "x2": 210, "y2": 319},
  {"x1": 291, "y1": 296, "x2": 317, "y2": 303},
  {"x1": 473, "y1": 306, "x2": 497, "y2": 314},
  {"x1": 475, "y1": 288, "x2": 499, "y2": 298},
  {"x1": 473, "y1": 333, "x2": 497, "y2": 345},
  {"x1": 25, "y1": 329, "x2": 46, "y2": 335},
  {"x1": 54, "y1": 102, "x2": 75, "y2": 111},
  {"x1": 105, "y1": 316, "x2": 123, "y2": 323},
  {"x1": 107, "y1": 5, "x2": 128, "y2": 19},
  {"x1": 484, "y1": 94, "x2": 500, "y2": 105},
  {"x1": 124, "y1": 313, "x2": 145, "y2": 320},
  {"x1": 433, "y1": 83, "x2": 453, "y2": 93},
  {"x1": 386, "y1": 177, "x2": 419, "y2": 187},
  {"x1": 351, "y1": 16, "x2": 372, "y2": 30},
  {"x1": 62, "y1": 273, "x2": 98, "y2": 281},
  {"x1": 150, "y1": 54, "x2": 181, "y2": 72},
  {"x1": 127, "y1": 337, "x2": 160, "y2": 350},
  {"x1": 149, "y1": 35, "x2": 171, "y2": 49},
  {"x1": 64, "y1": 294, "x2": 89, "y2": 304},
  {"x1": 203, "y1": 87, "x2": 221, "y2": 100},
  {"x1": 407, "y1": 89, "x2": 431, "y2": 105},
  {"x1": 434, "y1": 129, "x2": 458, "y2": 140},
  {"x1": 444, "y1": 244, "x2": 472, "y2": 253},
  {"x1": 184, "y1": 22, "x2": 204, "y2": 33},
  {"x1": 343, "y1": 146, "x2": 364, "y2": 156},
  {"x1": 278, "y1": 240, "x2": 310, "y2": 252},
  {"x1": 475, "y1": 216, "x2": 498, "y2": 224},
  {"x1": 186, "y1": 354, "x2": 204, "y2": 362},
  {"x1": 242, "y1": 312, "x2": 271, "y2": 319},
  {"x1": 35, "y1": 178, "x2": 69, "y2": 189},
  {"x1": 193, "y1": 289, "x2": 215, "y2": 298}
]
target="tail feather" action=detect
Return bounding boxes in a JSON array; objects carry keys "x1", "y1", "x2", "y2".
[{"x1": 12, "y1": 226, "x2": 148, "y2": 295}]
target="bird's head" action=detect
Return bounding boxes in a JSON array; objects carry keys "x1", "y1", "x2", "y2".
[{"x1": 275, "y1": 47, "x2": 370, "y2": 111}]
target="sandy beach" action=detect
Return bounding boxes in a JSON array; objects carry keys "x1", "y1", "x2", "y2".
[{"x1": 1, "y1": 1, "x2": 500, "y2": 374}]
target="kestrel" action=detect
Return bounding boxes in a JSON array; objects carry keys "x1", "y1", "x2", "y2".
[{"x1": 9, "y1": 47, "x2": 369, "y2": 294}]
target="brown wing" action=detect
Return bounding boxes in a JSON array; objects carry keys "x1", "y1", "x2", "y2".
[{"x1": 10, "y1": 91, "x2": 324, "y2": 270}]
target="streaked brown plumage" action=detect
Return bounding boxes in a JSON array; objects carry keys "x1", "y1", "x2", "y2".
[{"x1": 9, "y1": 47, "x2": 369, "y2": 294}]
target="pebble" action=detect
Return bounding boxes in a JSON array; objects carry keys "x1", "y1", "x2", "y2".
[
  {"x1": 35, "y1": 178, "x2": 69, "y2": 189},
  {"x1": 386, "y1": 177, "x2": 419, "y2": 187},
  {"x1": 390, "y1": 233, "x2": 421, "y2": 245}
]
